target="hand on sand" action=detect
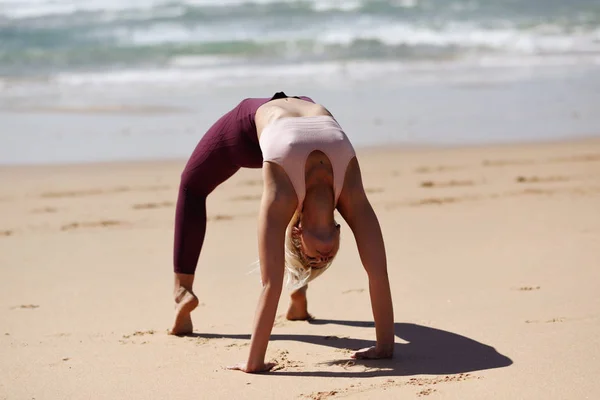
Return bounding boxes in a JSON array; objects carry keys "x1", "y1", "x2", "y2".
[
  {"x1": 351, "y1": 346, "x2": 394, "y2": 360},
  {"x1": 227, "y1": 362, "x2": 277, "y2": 373}
]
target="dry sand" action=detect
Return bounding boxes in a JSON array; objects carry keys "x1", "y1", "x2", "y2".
[{"x1": 1, "y1": 138, "x2": 600, "y2": 399}]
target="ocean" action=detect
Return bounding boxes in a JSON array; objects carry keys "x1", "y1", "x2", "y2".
[
  {"x1": 2, "y1": 0, "x2": 600, "y2": 85},
  {"x1": 1, "y1": 0, "x2": 600, "y2": 164}
]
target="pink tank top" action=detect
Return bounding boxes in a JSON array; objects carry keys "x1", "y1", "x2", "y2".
[{"x1": 259, "y1": 115, "x2": 356, "y2": 210}]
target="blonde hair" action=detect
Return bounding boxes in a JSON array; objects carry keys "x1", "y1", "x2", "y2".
[{"x1": 283, "y1": 210, "x2": 337, "y2": 290}]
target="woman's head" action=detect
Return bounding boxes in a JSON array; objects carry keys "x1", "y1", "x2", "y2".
[{"x1": 284, "y1": 210, "x2": 340, "y2": 289}]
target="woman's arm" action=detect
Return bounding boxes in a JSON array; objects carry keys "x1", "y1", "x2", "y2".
[
  {"x1": 229, "y1": 163, "x2": 297, "y2": 373},
  {"x1": 337, "y1": 158, "x2": 395, "y2": 358}
]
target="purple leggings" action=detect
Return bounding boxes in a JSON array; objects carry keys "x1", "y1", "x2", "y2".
[{"x1": 173, "y1": 93, "x2": 314, "y2": 274}]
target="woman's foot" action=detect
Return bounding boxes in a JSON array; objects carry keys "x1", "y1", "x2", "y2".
[
  {"x1": 169, "y1": 286, "x2": 199, "y2": 335},
  {"x1": 286, "y1": 286, "x2": 313, "y2": 321}
]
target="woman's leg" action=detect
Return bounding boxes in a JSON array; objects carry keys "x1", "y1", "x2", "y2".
[
  {"x1": 286, "y1": 285, "x2": 312, "y2": 320},
  {"x1": 170, "y1": 151, "x2": 240, "y2": 334},
  {"x1": 170, "y1": 107, "x2": 247, "y2": 334}
]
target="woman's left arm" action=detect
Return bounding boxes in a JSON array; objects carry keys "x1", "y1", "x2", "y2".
[{"x1": 337, "y1": 158, "x2": 395, "y2": 359}]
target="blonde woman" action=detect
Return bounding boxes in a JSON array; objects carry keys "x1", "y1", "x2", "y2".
[{"x1": 171, "y1": 92, "x2": 394, "y2": 373}]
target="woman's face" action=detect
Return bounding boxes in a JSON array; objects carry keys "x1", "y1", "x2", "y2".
[{"x1": 295, "y1": 222, "x2": 340, "y2": 268}]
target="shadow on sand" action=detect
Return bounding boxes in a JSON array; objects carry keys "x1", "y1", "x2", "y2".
[{"x1": 186, "y1": 318, "x2": 513, "y2": 377}]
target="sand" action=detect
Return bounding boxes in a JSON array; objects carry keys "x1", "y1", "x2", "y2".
[{"x1": 1, "y1": 138, "x2": 600, "y2": 399}]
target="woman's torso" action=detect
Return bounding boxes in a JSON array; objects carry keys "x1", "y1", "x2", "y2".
[
  {"x1": 256, "y1": 97, "x2": 355, "y2": 209},
  {"x1": 255, "y1": 97, "x2": 332, "y2": 137}
]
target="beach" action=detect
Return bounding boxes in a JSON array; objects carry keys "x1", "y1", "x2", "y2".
[
  {"x1": 2, "y1": 138, "x2": 600, "y2": 399},
  {"x1": 2, "y1": 0, "x2": 600, "y2": 397}
]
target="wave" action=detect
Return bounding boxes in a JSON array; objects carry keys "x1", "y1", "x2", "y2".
[
  {"x1": 48, "y1": 55, "x2": 600, "y2": 88},
  {"x1": 3, "y1": 0, "x2": 600, "y2": 21},
  {"x1": 2, "y1": 23, "x2": 599, "y2": 74},
  {"x1": 1, "y1": 0, "x2": 599, "y2": 79},
  {"x1": 1, "y1": 0, "x2": 402, "y2": 20}
]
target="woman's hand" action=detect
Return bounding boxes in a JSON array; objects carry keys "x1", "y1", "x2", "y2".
[
  {"x1": 351, "y1": 345, "x2": 394, "y2": 360},
  {"x1": 227, "y1": 362, "x2": 277, "y2": 373}
]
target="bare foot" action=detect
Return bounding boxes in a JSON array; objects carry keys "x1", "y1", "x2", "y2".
[
  {"x1": 286, "y1": 292, "x2": 313, "y2": 321},
  {"x1": 169, "y1": 287, "x2": 199, "y2": 335}
]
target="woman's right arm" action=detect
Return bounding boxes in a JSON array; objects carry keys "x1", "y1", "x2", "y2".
[{"x1": 229, "y1": 162, "x2": 297, "y2": 373}]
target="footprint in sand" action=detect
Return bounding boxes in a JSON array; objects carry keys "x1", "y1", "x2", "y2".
[
  {"x1": 1, "y1": 230, "x2": 13, "y2": 237},
  {"x1": 414, "y1": 165, "x2": 463, "y2": 174},
  {"x1": 342, "y1": 289, "x2": 365, "y2": 294},
  {"x1": 321, "y1": 359, "x2": 357, "y2": 369},
  {"x1": 515, "y1": 286, "x2": 541, "y2": 291},
  {"x1": 40, "y1": 185, "x2": 170, "y2": 199},
  {"x1": 270, "y1": 349, "x2": 303, "y2": 371},
  {"x1": 515, "y1": 176, "x2": 569, "y2": 184},
  {"x1": 41, "y1": 187, "x2": 127, "y2": 198},
  {"x1": 131, "y1": 330, "x2": 156, "y2": 336},
  {"x1": 417, "y1": 388, "x2": 438, "y2": 397},
  {"x1": 406, "y1": 195, "x2": 480, "y2": 207},
  {"x1": 526, "y1": 317, "x2": 566, "y2": 324},
  {"x1": 120, "y1": 330, "x2": 159, "y2": 345},
  {"x1": 186, "y1": 337, "x2": 210, "y2": 346},
  {"x1": 208, "y1": 214, "x2": 234, "y2": 221},
  {"x1": 132, "y1": 201, "x2": 173, "y2": 210},
  {"x1": 61, "y1": 220, "x2": 125, "y2": 231},
  {"x1": 302, "y1": 390, "x2": 340, "y2": 400},
  {"x1": 420, "y1": 179, "x2": 476, "y2": 188},
  {"x1": 385, "y1": 197, "x2": 465, "y2": 209},
  {"x1": 32, "y1": 207, "x2": 58, "y2": 214},
  {"x1": 10, "y1": 304, "x2": 39, "y2": 310},
  {"x1": 122, "y1": 330, "x2": 155, "y2": 339},
  {"x1": 49, "y1": 333, "x2": 71, "y2": 338},
  {"x1": 549, "y1": 154, "x2": 600, "y2": 163},
  {"x1": 302, "y1": 375, "x2": 481, "y2": 400},
  {"x1": 482, "y1": 159, "x2": 535, "y2": 167},
  {"x1": 226, "y1": 342, "x2": 249, "y2": 349},
  {"x1": 507, "y1": 188, "x2": 556, "y2": 197}
]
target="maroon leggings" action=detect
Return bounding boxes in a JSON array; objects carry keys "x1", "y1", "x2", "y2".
[{"x1": 173, "y1": 93, "x2": 314, "y2": 274}]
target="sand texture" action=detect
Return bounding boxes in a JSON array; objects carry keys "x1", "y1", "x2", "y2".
[{"x1": 2, "y1": 139, "x2": 600, "y2": 399}]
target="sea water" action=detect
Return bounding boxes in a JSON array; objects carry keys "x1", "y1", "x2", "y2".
[{"x1": 1, "y1": 0, "x2": 599, "y2": 164}]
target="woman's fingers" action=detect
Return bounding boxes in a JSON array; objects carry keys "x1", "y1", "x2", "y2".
[{"x1": 226, "y1": 362, "x2": 277, "y2": 373}]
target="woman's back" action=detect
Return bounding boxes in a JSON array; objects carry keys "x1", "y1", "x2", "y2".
[{"x1": 255, "y1": 97, "x2": 332, "y2": 140}]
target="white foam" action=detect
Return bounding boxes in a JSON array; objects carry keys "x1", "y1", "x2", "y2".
[
  {"x1": 1, "y1": 0, "x2": 172, "y2": 18},
  {"x1": 54, "y1": 62, "x2": 347, "y2": 86},
  {"x1": 52, "y1": 54, "x2": 600, "y2": 88},
  {"x1": 317, "y1": 22, "x2": 600, "y2": 54},
  {"x1": 1, "y1": 0, "x2": 362, "y2": 19},
  {"x1": 312, "y1": 0, "x2": 362, "y2": 12},
  {"x1": 88, "y1": 14, "x2": 600, "y2": 57},
  {"x1": 169, "y1": 55, "x2": 240, "y2": 67},
  {"x1": 394, "y1": 0, "x2": 419, "y2": 8}
]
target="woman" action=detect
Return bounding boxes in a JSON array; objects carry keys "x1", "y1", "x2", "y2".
[{"x1": 171, "y1": 92, "x2": 394, "y2": 373}]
